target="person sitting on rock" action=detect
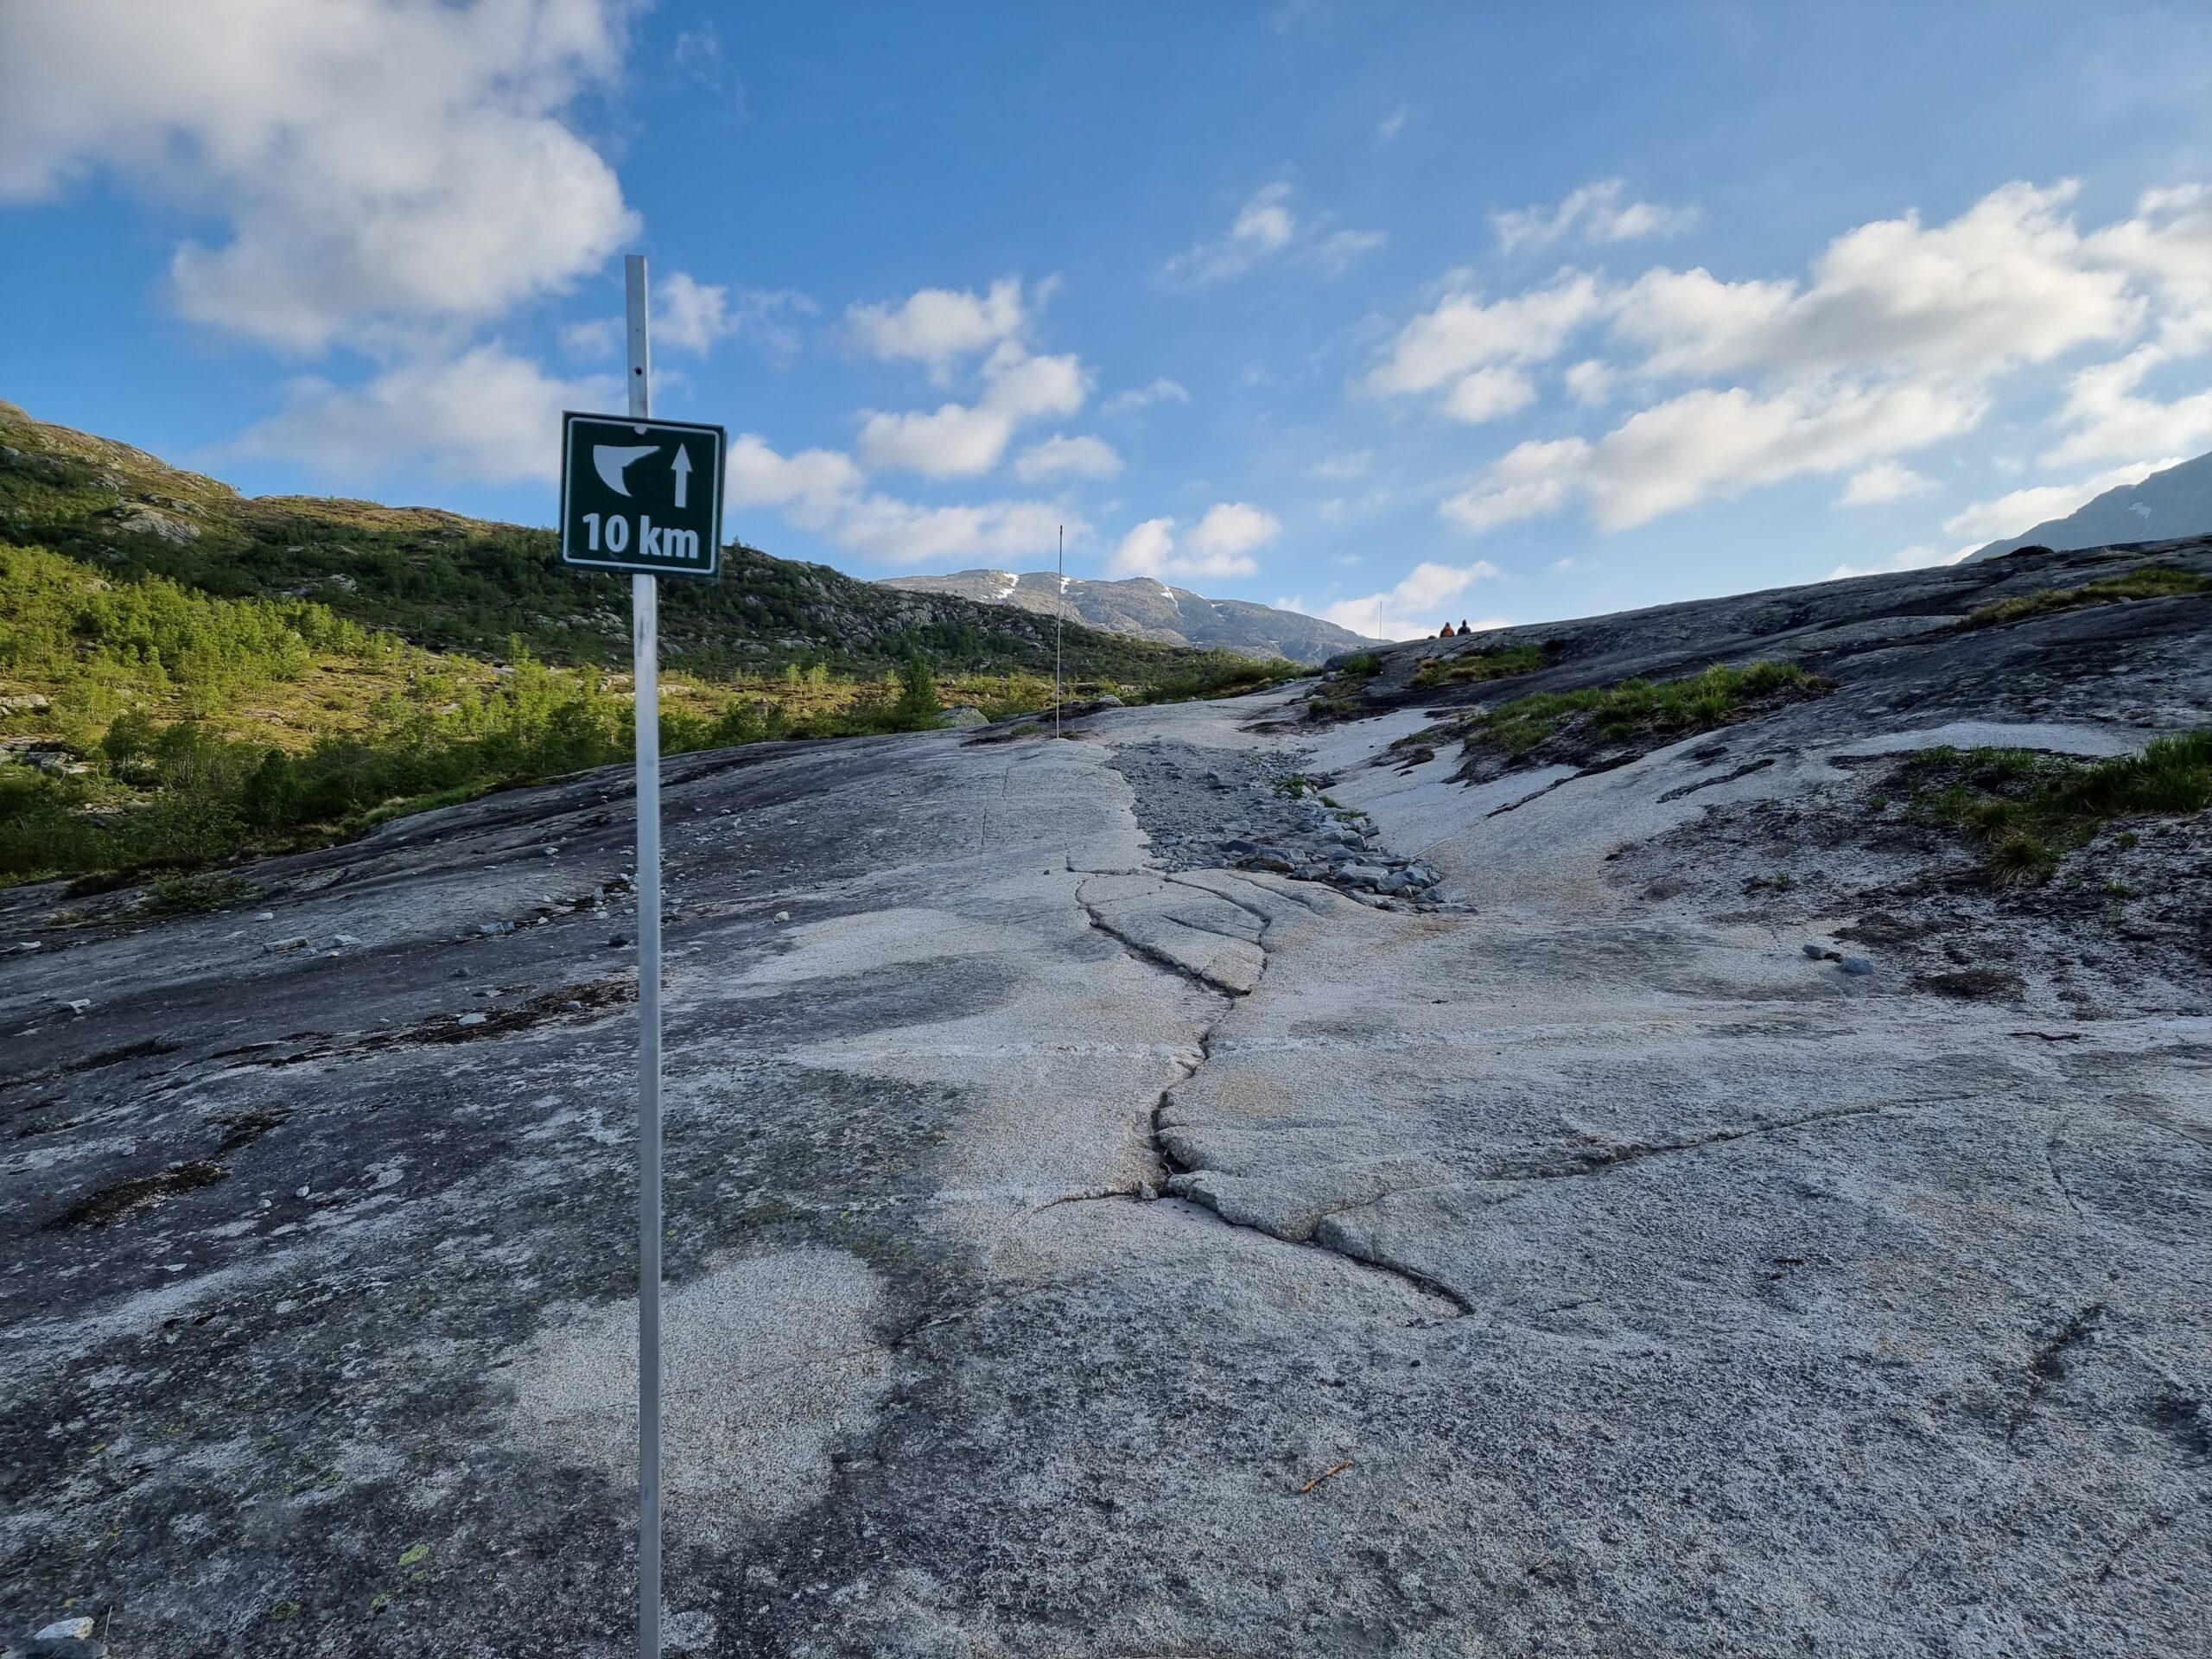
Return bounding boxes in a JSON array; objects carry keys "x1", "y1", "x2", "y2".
[
  {"x1": 1455, "y1": 619, "x2": 1471, "y2": 636},
  {"x1": 1439, "y1": 623, "x2": 1456, "y2": 638}
]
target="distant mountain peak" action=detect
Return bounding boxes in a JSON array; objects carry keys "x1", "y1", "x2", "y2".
[
  {"x1": 1970, "y1": 451, "x2": 2212, "y2": 560},
  {"x1": 877, "y1": 569, "x2": 1383, "y2": 664}
]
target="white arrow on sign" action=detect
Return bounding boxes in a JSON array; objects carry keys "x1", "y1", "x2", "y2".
[
  {"x1": 593, "y1": 443, "x2": 659, "y2": 497},
  {"x1": 671, "y1": 444, "x2": 692, "y2": 510}
]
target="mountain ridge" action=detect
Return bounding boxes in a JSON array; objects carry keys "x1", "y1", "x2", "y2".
[
  {"x1": 0, "y1": 399, "x2": 1292, "y2": 687},
  {"x1": 878, "y1": 567, "x2": 1384, "y2": 664},
  {"x1": 1969, "y1": 450, "x2": 2212, "y2": 560}
]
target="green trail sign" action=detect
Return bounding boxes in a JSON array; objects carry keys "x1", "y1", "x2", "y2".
[{"x1": 559, "y1": 412, "x2": 726, "y2": 577}]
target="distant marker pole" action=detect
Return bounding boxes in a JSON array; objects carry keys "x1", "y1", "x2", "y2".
[
  {"x1": 1055, "y1": 523, "x2": 1065, "y2": 738},
  {"x1": 627, "y1": 251, "x2": 664, "y2": 1659}
]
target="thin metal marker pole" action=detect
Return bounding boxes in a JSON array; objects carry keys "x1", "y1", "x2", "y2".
[
  {"x1": 626, "y1": 253, "x2": 664, "y2": 1659},
  {"x1": 1054, "y1": 524, "x2": 1064, "y2": 738}
]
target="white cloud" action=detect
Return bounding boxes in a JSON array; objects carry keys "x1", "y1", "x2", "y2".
[
  {"x1": 0, "y1": 0, "x2": 639, "y2": 352},
  {"x1": 858, "y1": 343, "x2": 1089, "y2": 477},
  {"x1": 1611, "y1": 181, "x2": 2138, "y2": 380},
  {"x1": 1309, "y1": 450, "x2": 1372, "y2": 480},
  {"x1": 1376, "y1": 107, "x2": 1408, "y2": 143},
  {"x1": 2043, "y1": 344, "x2": 2212, "y2": 463},
  {"x1": 1303, "y1": 227, "x2": 1389, "y2": 276},
  {"x1": 1376, "y1": 179, "x2": 2212, "y2": 536},
  {"x1": 1014, "y1": 434, "x2": 1122, "y2": 481},
  {"x1": 1103, "y1": 378, "x2": 1190, "y2": 415},
  {"x1": 1107, "y1": 502, "x2": 1279, "y2": 580},
  {"x1": 235, "y1": 343, "x2": 615, "y2": 483},
  {"x1": 1563, "y1": 359, "x2": 1613, "y2": 405},
  {"x1": 1361, "y1": 273, "x2": 1605, "y2": 407},
  {"x1": 1163, "y1": 181, "x2": 1381, "y2": 283},
  {"x1": 1443, "y1": 381, "x2": 1981, "y2": 533},
  {"x1": 1827, "y1": 544, "x2": 1973, "y2": 580},
  {"x1": 1187, "y1": 501, "x2": 1282, "y2": 560},
  {"x1": 828, "y1": 495, "x2": 1072, "y2": 566},
  {"x1": 1495, "y1": 180, "x2": 1698, "y2": 252},
  {"x1": 1109, "y1": 518, "x2": 1181, "y2": 577},
  {"x1": 1939, "y1": 458, "x2": 2180, "y2": 544},
  {"x1": 1836, "y1": 460, "x2": 1936, "y2": 505},
  {"x1": 647, "y1": 275, "x2": 815, "y2": 358},
  {"x1": 725, "y1": 435, "x2": 863, "y2": 516},
  {"x1": 1321, "y1": 560, "x2": 1504, "y2": 641},
  {"x1": 717, "y1": 429, "x2": 1079, "y2": 567},
  {"x1": 847, "y1": 277, "x2": 1025, "y2": 368},
  {"x1": 1441, "y1": 365, "x2": 1538, "y2": 423}
]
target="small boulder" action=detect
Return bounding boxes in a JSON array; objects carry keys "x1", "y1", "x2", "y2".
[
  {"x1": 935, "y1": 705, "x2": 988, "y2": 728},
  {"x1": 1839, "y1": 955, "x2": 1874, "y2": 976},
  {"x1": 264, "y1": 937, "x2": 310, "y2": 954}
]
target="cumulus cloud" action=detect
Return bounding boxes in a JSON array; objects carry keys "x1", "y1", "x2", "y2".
[
  {"x1": 1443, "y1": 381, "x2": 1981, "y2": 533},
  {"x1": 1827, "y1": 545, "x2": 1972, "y2": 580},
  {"x1": 1610, "y1": 181, "x2": 2137, "y2": 380},
  {"x1": 1361, "y1": 273, "x2": 1605, "y2": 410},
  {"x1": 1103, "y1": 378, "x2": 1190, "y2": 415},
  {"x1": 1320, "y1": 561, "x2": 1504, "y2": 641},
  {"x1": 2043, "y1": 344, "x2": 2212, "y2": 464},
  {"x1": 1107, "y1": 502, "x2": 1280, "y2": 580},
  {"x1": 1014, "y1": 434, "x2": 1122, "y2": 481},
  {"x1": 1163, "y1": 181, "x2": 1382, "y2": 284},
  {"x1": 1187, "y1": 502, "x2": 1282, "y2": 561},
  {"x1": 725, "y1": 435, "x2": 864, "y2": 515},
  {"x1": 1382, "y1": 180, "x2": 2212, "y2": 537},
  {"x1": 847, "y1": 277, "x2": 1027, "y2": 369},
  {"x1": 1836, "y1": 460, "x2": 1936, "y2": 505},
  {"x1": 1441, "y1": 365, "x2": 1539, "y2": 423},
  {"x1": 1494, "y1": 179, "x2": 1698, "y2": 252},
  {"x1": 716, "y1": 431, "x2": 1071, "y2": 566},
  {"x1": 234, "y1": 344, "x2": 615, "y2": 484},
  {"x1": 1939, "y1": 458, "x2": 2181, "y2": 544},
  {"x1": 828, "y1": 495, "x2": 1071, "y2": 566},
  {"x1": 642, "y1": 275, "x2": 815, "y2": 358},
  {"x1": 858, "y1": 341, "x2": 1090, "y2": 477},
  {"x1": 0, "y1": 0, "x2": 639, "y2": 353}
]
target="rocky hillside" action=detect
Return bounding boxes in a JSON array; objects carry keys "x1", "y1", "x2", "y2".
[
  {"x1": 0, "y1": 400, "x2": 1280, "y2": 685},
  {"x1": 3, "y1": 524, "x2": 2209, "y2": 1656},
  {"x1": 879, "y1": 567, "x2": 1383, "y2": 663},
  {"x1": 1971, "y1": 449, "x2": 2212, "y2": 559}
]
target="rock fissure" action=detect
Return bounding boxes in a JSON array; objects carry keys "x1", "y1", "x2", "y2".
[{"x1": 1075, "y1": 874, "x2": 1471, "y2": 1318}]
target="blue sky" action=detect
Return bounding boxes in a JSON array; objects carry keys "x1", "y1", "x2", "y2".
[{"x1": 6, "y1": 2, "x2": 2212, "y2": 639}]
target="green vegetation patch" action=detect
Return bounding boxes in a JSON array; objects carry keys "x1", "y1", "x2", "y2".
[
  {"x1": 1907, "y1": 734, "x2": 2212, "y2": 884},
  {"x1": 1409, "y1": 641, "x2": 1545, "y2": 690},
  {"x1": 1963, "y1": 564, "x2": 2211, "y2": 630},
  {"x1": 1462, "y1": 660, "x2": 1826, "y2": 758}
]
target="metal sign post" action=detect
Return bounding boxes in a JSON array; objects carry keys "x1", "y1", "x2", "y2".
[
  {"x1": 556, "y1": 255, "x2": 727, "y2": 1659},
  {"x1": 626, "y1": 252, "x2": 663, "y2": 1659}
]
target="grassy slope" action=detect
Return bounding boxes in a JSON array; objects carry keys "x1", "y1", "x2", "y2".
[
  {"x1": 0, "y1": 399, "x2": 1284, "y2": 686},
  {"x1": 0, "y1": 401, "x2": 1295, "y2": 888}
]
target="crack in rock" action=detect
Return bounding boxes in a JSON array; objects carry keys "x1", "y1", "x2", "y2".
[
  {"x1": 1074, "y1": 870, "x2": 1470, "y2": 1318},
  {"x1": 2009, "y1": 1301, "x2": 2105, "y2": 1445}
]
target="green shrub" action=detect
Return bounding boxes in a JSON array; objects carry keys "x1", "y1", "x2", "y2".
[{"x1": 139, "y1": 871, "x2": 252, "y2": 915}]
